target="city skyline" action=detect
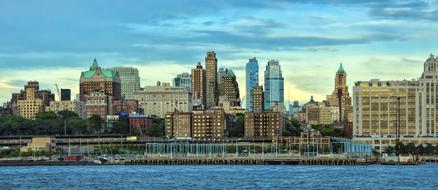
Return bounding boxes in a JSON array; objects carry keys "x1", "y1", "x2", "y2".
[{"x1": 1, "y1": 0, "x2": 437, "y2": 105}]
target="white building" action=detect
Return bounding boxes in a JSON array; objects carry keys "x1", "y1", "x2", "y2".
[{"x1": 135, "y1": 81, "x2": 192, "y2": 118}]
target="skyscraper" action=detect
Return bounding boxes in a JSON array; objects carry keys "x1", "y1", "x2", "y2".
[
  {"x1": 173, "y1": 72, "x2": 192, "y2": 92},
  {"x1": 205, "y1": 51, "x2": 218, "y2": 109},
  {"x1": 191, "y1": 62, "x2": 206, "y2": 109},
  {"x1": 246, "y1": 57, "x2": 259, "y2": 112},
  {"x1": 80, "y1": 58, "x2": 121, "y2": 101},
  {"x1": 326, "y1": 63, "x2": 352, "y2": 122},
  {"x1": 111, "y1": 67, "x2": 140, "y2": 100},
  {"x1": 220, "y1": 69, "x2": 240, "y2": 107},
  {"x1": 264, "y1": 60, "x2": 284, "y2": 110}
]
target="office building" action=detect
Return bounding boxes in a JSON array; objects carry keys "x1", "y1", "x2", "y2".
[
  {"x1": 135, "y1": 82, "x2": 191, "y2": 118},
  {"x1": 219, "y1": 69, "x2": 240, "y2": 107},
  {"x1": 111, "y1": 67, "x2": 141, "y2": 100},
  {"x1": 205, "y1": 51, "x2": 218, "y2": 109},
  {"x1": 264, "y1": 60, "x2": 284, "y2": 110},
  {"x1": 173, "y1": 72, "x2": 192, "y2": 92},
  {"x1": 326, "y1": 63, "x2": 352, "y2": 122},
  {"x1": 251, "y1": 86, "x2": 264, "y2": 113},
  {"x1": 305, "y1": 104, "x2": 339, "y2": 125},
  {"x1": 165, "y1": 108, "x2": 226, "y2": 141},
  {"x1": 192, "y1": 62, "x2": 207, "y2": 110},
  {"x1": 12, "y1": 81, "x2": 55, "y2": 119},
  {"x1": 244, "y1": 111, "x2": 286, "y2": 138},
  {"x1": 165, "y1": 111, "x2": 192, "y2": 139},
  {"x1": 353, "y1": 54, "x2": 438, "y2": 152},
  {"x1": 80, "y1": 58, "x2": 121, "y2": 101},
  {"x1": 246, "y1": 57, "x2": 259, "y2": 112},
  {"x1": 84, "y1": 92, "x2": 113, "y2": 118},
  {"x1": 17, "y1": 86, "x2": 44, "y2": 119}
]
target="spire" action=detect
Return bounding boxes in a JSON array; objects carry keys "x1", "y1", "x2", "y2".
[
  {"x1": 90, "y1": 58, "x2": 99, "y2": 70},
  {"x1": 337, "y1": 63, "x2": 345, "y2": 73}
]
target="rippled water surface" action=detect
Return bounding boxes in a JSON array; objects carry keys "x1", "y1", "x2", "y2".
[{"x1": 1, "y1": 164, "x2": 437, "y2": 190}]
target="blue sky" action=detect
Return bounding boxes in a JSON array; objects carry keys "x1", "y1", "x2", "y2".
[{"x1": 0, "y1": 0, "x2": 438, "y2": 104}]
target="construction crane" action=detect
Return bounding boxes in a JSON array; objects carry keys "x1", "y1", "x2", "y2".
[{"x1": 55, "y1": 83, "x2": 61, "y2": 101}]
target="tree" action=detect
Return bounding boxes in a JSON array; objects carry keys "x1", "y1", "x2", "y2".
[
  {"x1": 88, "y1": 114, "x2": 104, "y2": 134},
  {"x1": 385, "y1": 146, "x2": 395, "y2": 155},
  {"x1": 57, "y1": 110, "x2": 79, "y2": 119},
  {"x1": 282, "y1": 119, "x2": 302, "y2": 136},
  {"x1": 228, "y1": 114, "x2": 244, "y2": 137},
  {"x1": 35, "y1": 111, "x2": 58, "y2": 120},
  {"x1": 310, "y1": 124, "x2": 343, "y2": 137},
  {"x1": 145, "y1": 118, "x2": 164, "y2": 137},
  {"x1": 110, "y1": 121, "x2": 129, "y2": 134}
]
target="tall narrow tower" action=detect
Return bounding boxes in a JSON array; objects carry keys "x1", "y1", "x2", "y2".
[
  {"x1": 246, "y1": 57, "x2": 259, "y2": 112},
  {"x1": 192, "y1": 62, "x2": 206, "y2": 110},
  {"x1": 205, "y1": 51, "x2": 218, "y2": 109},
  {"x1": 326, "y1": 63, "x2": 352, "y2": 122}
]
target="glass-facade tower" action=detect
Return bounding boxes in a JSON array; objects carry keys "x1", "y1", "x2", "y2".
[
  {"x1": 245, "y1": 57, "x2": 259, "y2": 111},
  {"x1": 264, "y1": 60, "x2": 284, "y2": 110}
]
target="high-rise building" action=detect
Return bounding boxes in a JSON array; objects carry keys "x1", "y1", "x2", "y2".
[
  {"x1": 219, "y1": 69, "x2": 240, "y2": 107},
  {"x1": 244, "y1": 111, "x2": 286, "y2": 138},
  {"x1": 251, "y1": 86, "x2": 264, "y2": 113},
  {"x1": 80, "y1": 58, "x2": 121, "y2": 101},
  {"x1": 205, "y1": 51, "x2": 218, "y2": 109},
  {"x1": 191, "y1": 62, "x2": 206, "y2": 110},
  {"x1": 84, "y1": 91, "x2": 113, "y2": 118},
  {"x1": 245, "y1": 57, "x2": 259, "y2": 112},
  {"x1": 165, "y1": 111, "x2": 192, "y2": 139},
  {"x1": 192, "y1": 109, "x2": 225, "y2": 141},
  {"x1": 264, "y1": 60, "x2": 284, "y2": 110},
  {"x1": 60, "y1": 89, "x2": 71, "y2": 101},
  {"x1": 326, "y1": 63, "x2": 352, "y2": 122},
  {"x1": 305, "y1": 104, "x2": 339, "y2": 125},
  {"x1": 111, "y1": 67, "x2": 141, "y2": 100},
  {"x1": 173, "y1": 72, "x2": 192, "y2": 92},
  {"x1": 418, "y1": 54, "x2": 438, "y2": 138},
  {"x1": 353, "y1": 54, "x2": 438, "y2": 152},
  {"x1": 217, "y1": 68, "x2": 226, "y2": 95},
  {"x1": 12, "y1": 81, "x2": 55, "y2": 119},
  {"x1": 17, "y1": 86, "x2": 44, "y2": 119},
  {"x1": 165, "y1": 108, "x2": 226, "y2": 141},
  {"x1": 135, "y1": 82, "x2": 192, "y2": 118}
]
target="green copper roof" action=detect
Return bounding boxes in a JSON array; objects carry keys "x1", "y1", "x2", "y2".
[
  {"x1": 82, "y1": 59, "x2": 118, "y2": 78},
  {"x1": 90, "y1": 58, "x2": 99, "y2": 70},
  {"x1": 224, "y1": 69, "x2": 235, "y2": 77},
  {"x1": 337, "y1": 63, "x2": 345, "y2": 73}
]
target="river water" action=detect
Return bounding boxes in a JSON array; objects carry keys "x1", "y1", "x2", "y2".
[{"x1": 1, "y1": 164, "x2": 437, "y2": 190}]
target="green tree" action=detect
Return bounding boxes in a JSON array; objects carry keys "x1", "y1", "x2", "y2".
[
  {"x1": 88, "y1": 114, "x2": 104, "y2": 134},
  {"x1": 57, "y1": 110, "x2": 79, "y2": 119},
  {"x1": 228, "y1": 114, "x2": 244, "y2": 137},
  {"x1": 146, "y1": 118, "x2": 164, "y2": 137},
  {"x1": 110, "y1": 121, "x2": 129, "y2": 134},
  {"x1": 35, "y1": 111, "x2": 59, "y2": 120},
  {"x1": 282, "y1": 119, "x2": 302, "y2": 136}
]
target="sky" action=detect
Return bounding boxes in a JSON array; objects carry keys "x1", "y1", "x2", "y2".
[{"x1": 0, "y1": 0, "x2": 438, "y2": 105}]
